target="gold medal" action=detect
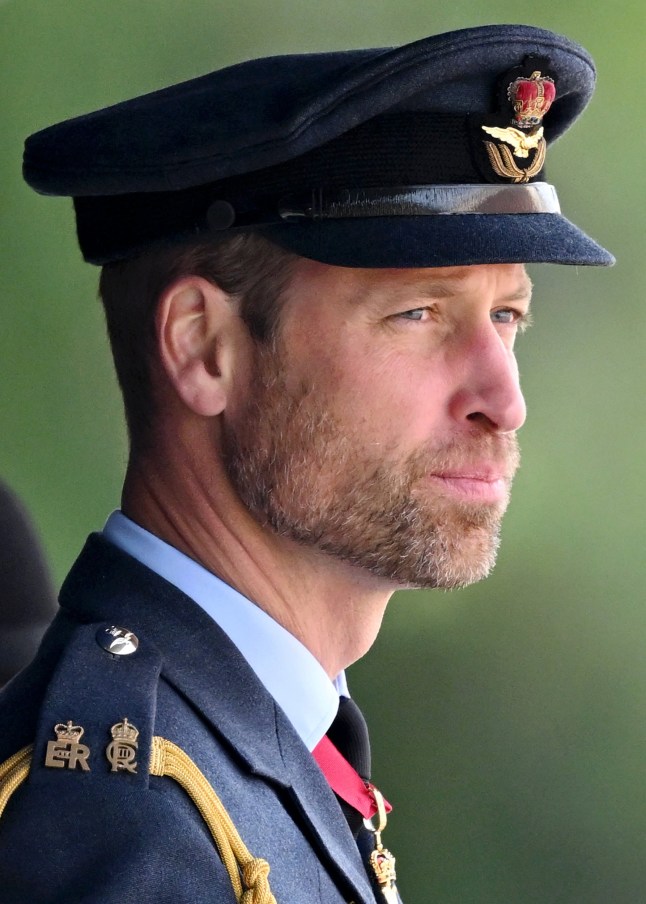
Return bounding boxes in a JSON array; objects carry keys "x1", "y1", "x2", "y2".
[{"x1": 363, "y1": 787, "x2": 400, "y2": 904}]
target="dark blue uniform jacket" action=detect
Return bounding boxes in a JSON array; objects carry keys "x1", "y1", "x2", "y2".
[{"x1": 0, "y1": 534, "x2": 382, "y2": 903}]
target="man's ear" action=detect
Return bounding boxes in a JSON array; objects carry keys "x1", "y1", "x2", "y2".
[{"x1": 156, "y1": 276, "x2": 239, "y2": 417}]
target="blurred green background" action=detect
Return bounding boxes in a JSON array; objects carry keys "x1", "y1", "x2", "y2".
[{"x1": 1, "y1": 1, "x2": 644, "y2": 901}]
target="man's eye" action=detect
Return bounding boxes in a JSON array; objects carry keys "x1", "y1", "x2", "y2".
[
  {"x1": 491, "y1": 308, "x2": 532, "y2": 331},
  {"x1": 395, "y1": 308, "x2": 430, "y2": 322},
  {"x1": 491, "y1": 308, "x2": 517, "y2": 324}
]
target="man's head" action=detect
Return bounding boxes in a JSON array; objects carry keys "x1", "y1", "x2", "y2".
[{"x1": 24, "y1": 25, "x2": 612, "y2": 593}]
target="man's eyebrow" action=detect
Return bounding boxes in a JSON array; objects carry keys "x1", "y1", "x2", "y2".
[
  {"x1": 418, "y1": 276, "x2": 534, "y2": 302},
  {"x1": 498, "y1": 282, "x2": 534, "y2": 303},
  {"x1": 385, "y1": 276, "x2": 477, "y2": 301},
  {"x1": 416, "y1": 281, "x2": 464, "y2": 299},
  {"x1": 363, "y1": 272, "x2": 534, "y2": 309}
]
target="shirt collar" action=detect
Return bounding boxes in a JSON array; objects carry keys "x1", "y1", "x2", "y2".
[{"x1": 102, "y1": 511, "x2": 347, "y2": 750}]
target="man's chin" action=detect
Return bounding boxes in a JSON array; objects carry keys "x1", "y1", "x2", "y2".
[
  {"x1": 404, "y1": 557, "x2": 497, "y2": 591},
  {"x1": 371, "y1": 520, "x2": 503, "y2": 591}
]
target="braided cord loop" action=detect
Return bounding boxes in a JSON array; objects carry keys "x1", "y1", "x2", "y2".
[
  {"x1": 0, "y1": 744, "x2": 33, "y2": 818},
  {"x1": 0, "y1": 739, "x2": 277, "y2": 904},
  {"x1": 150, "y1": 736, "x2": 277, "y2": 904}
]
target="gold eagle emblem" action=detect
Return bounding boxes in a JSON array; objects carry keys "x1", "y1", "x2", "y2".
[{"x1": 481, "y1": 125, "x2": 544, "y2": 159}]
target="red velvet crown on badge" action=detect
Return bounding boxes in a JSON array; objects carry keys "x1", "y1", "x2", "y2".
[{"x1": 508, "y1": 71, "x2": 556, "y2": 129}]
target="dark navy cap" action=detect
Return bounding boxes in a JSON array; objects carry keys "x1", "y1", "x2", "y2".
[{"x1": 23, "y1": 24, "x2": 614, "y2": 268}]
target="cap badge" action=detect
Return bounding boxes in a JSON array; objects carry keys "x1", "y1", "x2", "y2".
[
  {"x1": 480, "y1": 64, "x2": 556, "y2": 184},
  {"x1": 106, "y1": 718, "x2": 139, "y2": 774},
  {"x1": 44, "y1": 721, "x2": 91, "y2": 771}
]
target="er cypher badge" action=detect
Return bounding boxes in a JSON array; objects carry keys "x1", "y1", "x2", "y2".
[{"x1": 44, "y1": 721, "x2": 91, "y2": 771}]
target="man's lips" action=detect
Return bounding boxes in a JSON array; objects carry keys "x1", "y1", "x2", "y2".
[{"x1": 427, "y1": 467, "x2": 510, "y2": 503}]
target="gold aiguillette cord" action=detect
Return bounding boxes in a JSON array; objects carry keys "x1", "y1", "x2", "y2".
[{"x1": 0, "y1": 740, "x2": 276, "y2": 904}]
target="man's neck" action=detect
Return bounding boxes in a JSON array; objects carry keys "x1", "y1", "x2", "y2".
[{"x1": 122, "y1": 455, "x2": 394, "y2": 679}]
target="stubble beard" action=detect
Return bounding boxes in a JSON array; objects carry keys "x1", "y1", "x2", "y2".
[{"x1": 222, "y1": 341, "x2": 520, "y2": 590}]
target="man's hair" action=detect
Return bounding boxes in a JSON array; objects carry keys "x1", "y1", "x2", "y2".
[{"x1": 99, "y1": 232, "x2": 298, "y2": 452}]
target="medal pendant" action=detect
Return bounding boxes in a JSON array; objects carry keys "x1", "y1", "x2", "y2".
[
  {"x1": 369, "y1": 844, "x2": 399, "y2": 903},
  {"x1": 364, "y1": 786, "x2": 401, "y2": 904}
]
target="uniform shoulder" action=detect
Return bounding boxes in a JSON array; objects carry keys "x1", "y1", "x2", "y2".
[
  {"x1": 0, "y1": 619, "x2": 171, "y2": 900},
  {"x1": 0, "y1": 617, "x2": 278, "y2": 904}
]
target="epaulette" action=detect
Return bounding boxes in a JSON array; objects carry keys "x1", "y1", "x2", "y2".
[{"x1": 0, "y1": 620, "x2": 276, "y2": 904}]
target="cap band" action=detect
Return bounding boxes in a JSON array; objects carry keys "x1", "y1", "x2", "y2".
[{"x1": 278, "y1": 182, "x2": 560, "y2": 220}]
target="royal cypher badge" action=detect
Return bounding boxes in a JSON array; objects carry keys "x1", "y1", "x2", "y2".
[
  {"x1": 44, "y1": 721, "x2": 91, "y2": 771},
  {"x1": 106, "y1": 718, "x2": 139, "y2": 773},
  {"x1": 478, "y1": 56, "x2": 556, "y2": 184}
]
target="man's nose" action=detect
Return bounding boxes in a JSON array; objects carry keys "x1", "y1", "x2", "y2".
[{"x1": 448, "y1": 327, "x2": 527, "y2": 433}]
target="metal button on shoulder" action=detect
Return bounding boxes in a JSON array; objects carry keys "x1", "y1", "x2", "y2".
[{"x1": 96, "y1": 625, "x2": 139, "y2": 656}]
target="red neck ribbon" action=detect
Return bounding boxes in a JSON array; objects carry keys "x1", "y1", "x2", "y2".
[{"x1": 312, "y1": 735, "x2": 392, "y2": 820}]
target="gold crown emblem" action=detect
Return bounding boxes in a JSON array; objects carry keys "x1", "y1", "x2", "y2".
[
  {"x1": 110, "y1": 718, "x2": 139, "y2": 743},
  {"x1": 54, "y1": 721, "x2": 85, "y2": 742}
]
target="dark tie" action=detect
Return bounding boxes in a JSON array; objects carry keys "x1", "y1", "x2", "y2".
[{"x1": 326, "y1": 696, "x2": 371, "y2": 836}]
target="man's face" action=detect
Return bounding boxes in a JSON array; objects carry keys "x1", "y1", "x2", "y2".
[{"x1": 222, "y1": 262, "x2": 530, "y2": 589}]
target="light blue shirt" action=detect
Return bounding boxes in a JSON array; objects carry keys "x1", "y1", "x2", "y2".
[{"x1": 102, "y1": 511, "x2": 347, "y2": 751}]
